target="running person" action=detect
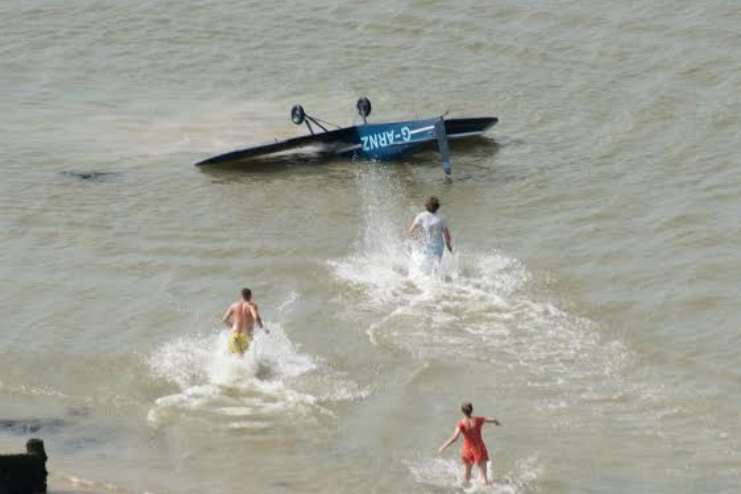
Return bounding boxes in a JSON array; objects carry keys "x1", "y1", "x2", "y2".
[
  {"x1": 222, "y1": 288, "x2": 266, "y2": 355},
  {"x1": 438, "y1": 402, "x2": 501, "y2": 486},
  {"x1": 408, "y1": 196, "x2": 453, "y2": 261}
]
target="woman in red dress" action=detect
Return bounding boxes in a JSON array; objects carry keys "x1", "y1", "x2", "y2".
[{"x1": 438, "y1": 402, "x2": 501, "y2": 485}]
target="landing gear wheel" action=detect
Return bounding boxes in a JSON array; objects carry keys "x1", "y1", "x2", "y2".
[
  {"x1": 291, "y1": 104, "x2": 305, "y2": 125},
  {"x1": 356, "y1": 97, "x2": 372, "y2": 119}
]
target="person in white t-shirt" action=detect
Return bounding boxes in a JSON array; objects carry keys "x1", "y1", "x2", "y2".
[{"x1": 408, "y1": 196, "x2": 453, "y2": 260}]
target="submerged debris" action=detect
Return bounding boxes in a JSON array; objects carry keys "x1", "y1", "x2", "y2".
[
  {"x1": 60, "y1": 170, "x2": 121, "y2": 182},
  {"x1": 0, "y1": 418, "x2": 65, "y2": 435}
]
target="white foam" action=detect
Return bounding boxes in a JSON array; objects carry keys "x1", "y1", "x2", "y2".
[
  {"x1": 330, "y1": 169, "x2": 635, "y2": 413},
  {"x1": 60, "y1": 473, "x2": 121, "y2": 493},
  {"x1": 405, "y1": 454, "x2": 542, "y2": 493},
  {"x1": 147, "y1": 308, "x2": 369, "y2": 428},
  {"x1": 146, "y1": 323, "x2": 319, "y2": 427}
]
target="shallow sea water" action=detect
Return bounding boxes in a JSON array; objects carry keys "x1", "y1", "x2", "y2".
[{"x1": 1, "y1": 1, "x2": 740, "y2": 492}]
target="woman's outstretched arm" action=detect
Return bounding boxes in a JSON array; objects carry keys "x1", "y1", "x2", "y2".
[{"x1": 438, "y1": 426, "x2": 461, "y2": 453}]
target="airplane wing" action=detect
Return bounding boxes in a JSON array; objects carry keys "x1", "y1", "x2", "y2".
[{"x1": 195, "y1": 127, "x2": 358, "y2": 166}]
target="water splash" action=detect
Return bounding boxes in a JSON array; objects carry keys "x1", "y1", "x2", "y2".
[
  {"x1": 147, "y1": 318, "x2": 369, "y2": 429},
  {"x1": 405, "y1": 454, "x2": 542, "y2": 493},
  {"x1": 330, "y1": 169, "x2": 634, "y2": 417}
]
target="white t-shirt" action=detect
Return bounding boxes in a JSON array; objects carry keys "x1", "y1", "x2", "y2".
[{"x1": 412, "y1": 211, "x2": 447, "y2": 254}]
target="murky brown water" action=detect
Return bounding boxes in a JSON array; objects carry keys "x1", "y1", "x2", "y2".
[{"x1": 1, "y1": 1, "x2": 740, "y2": 492}]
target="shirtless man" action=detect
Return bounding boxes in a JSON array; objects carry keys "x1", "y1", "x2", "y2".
[{"x1": 222, "y1": 288, "x2": 266, "y2": 355}]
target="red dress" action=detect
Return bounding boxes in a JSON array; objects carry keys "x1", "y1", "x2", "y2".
[{"x1": 458, "y1": 416, "x2": 489, "y2": 465}]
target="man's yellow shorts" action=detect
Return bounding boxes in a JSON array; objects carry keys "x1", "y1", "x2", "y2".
[{"x1": 227, "y1": 331, "x2": 250, "y2": 355}]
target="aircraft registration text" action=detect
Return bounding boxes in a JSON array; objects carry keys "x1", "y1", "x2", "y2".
[{"x1": 360, "y1": 127, "x2": 413, "y2": 151}]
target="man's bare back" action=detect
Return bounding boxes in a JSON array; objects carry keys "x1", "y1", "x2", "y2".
[
  {"x1": 222, "y1": 288, "x2": 264, "y2": 337},
  {"x1": 224, "y1": 301, "x2": 261, "y2": 335}
]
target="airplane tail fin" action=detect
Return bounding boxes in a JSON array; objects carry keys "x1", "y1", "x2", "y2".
[{"x1": 434, "y1": 117, "x2": 451, "y2": 178}]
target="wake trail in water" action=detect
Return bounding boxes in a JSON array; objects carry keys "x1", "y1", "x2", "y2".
[
  {"x1": 330, "y1": 170, "x2": 631, "y2": 390},
  {"x1": 330, "y1": 171, "x2": 741, "y2": 485},
  {"x1": 146, "y1": 294, "x2": 369, "y2": 430},
  {"x1": 333, "y1": 170, "x2": 737, "y2": 452}
]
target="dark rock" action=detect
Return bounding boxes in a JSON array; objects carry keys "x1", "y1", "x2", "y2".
[{"x1": 0, "y1": 438, "x2": 47, "y2": 494}]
